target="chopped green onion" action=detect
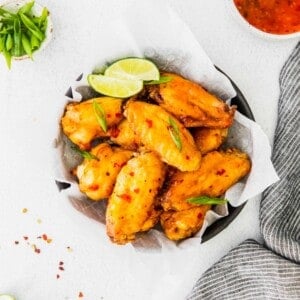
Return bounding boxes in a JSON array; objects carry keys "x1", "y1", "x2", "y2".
[
  {"x1": 30, "y1": 34, "x2": 40, "y2": 50},
  {"x1": 93, "y1": 100, "x2": 107, "y2": 132},
  {"x1": 168, "y1": 116, "x2": 182, "y2": 151},
  {"x1": 13, "y1": 18, "x2": 21, "y2": 56},
  {"x1": 21, "y1": 34, "x2": 32, "y2": 58},
  {"x1": 19, "y1": 13, "x2": 44, "y2": 41},
  {"x1": 3, "y1": 47, "x2": 11, "y2": 69},
  {"x1": 5, "y1": 33, "x2": 13, "y2": 50},
  {"x1": 144, "y1": 76, "x2": 172, "y2": 85},
  {"x1": 187, "y1": 196, "x2": 228, "y2": 205},
  {"x1": 71, "y1": 145, "x2": 99, "y2": 161},
  {"x1": 18, "y1": 1, "x2": 35, "y2": 15}
]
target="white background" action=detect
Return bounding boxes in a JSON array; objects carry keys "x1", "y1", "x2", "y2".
[{"x1": 0, "y1": 1, "x2": 298, "y2": 299}]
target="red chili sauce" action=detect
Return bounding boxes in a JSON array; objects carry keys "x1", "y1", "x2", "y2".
[{"x1": 234, "y1": 0, "x2": 300, "y2": 34}]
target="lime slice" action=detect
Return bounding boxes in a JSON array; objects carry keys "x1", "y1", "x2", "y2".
[
  {"x1": 0, "y1": 295, "x2": 16, "y2": 300},
  {"x1": 87, "y1": 74, "x2": 143, "y2": 98},
  {"x1": 104, "y1": 58, "x2": 160, "y2": 81}
]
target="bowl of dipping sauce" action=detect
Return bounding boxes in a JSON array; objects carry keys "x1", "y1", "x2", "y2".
[{"x1": 229, "y1": 0, "x2": 300, "y2": 40}]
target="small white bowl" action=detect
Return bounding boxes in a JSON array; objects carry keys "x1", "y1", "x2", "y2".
[
  {"x1": 226, "y1": 0, "x2": 300, "y2": 41},
  {"x1": 1, "y1": 0, "x2": 53, "y2": 60}
]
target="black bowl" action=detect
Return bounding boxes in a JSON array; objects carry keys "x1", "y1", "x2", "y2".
[{"x1": 202, "y1": 70, "x2": 254, "y2": 243}]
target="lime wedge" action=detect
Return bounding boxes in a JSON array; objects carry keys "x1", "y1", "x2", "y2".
[
  {"x1": 0, "y1": 295, "x2": 16, "y2": 300},
  {"x1": 87, "y1": 74, "x2": 143, "y2": 98},
  {"x1": 104, "y1": 58, "x2": 160, "y2": 81}
]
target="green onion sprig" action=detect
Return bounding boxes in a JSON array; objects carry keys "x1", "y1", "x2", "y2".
[
  {"x1": 0, "y1": 1, "x2": 49, "y2": 68},
  {"x1": 168, "y1": 116, "x2": 182, "y2": 151},
  {"x1": 187, "y1": 196, "x2": 228, "y2": 206}
]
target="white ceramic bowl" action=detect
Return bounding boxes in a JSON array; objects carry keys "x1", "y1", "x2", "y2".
[
  {"x1": 1, "y1": 0, "x2": 53, "y2": 60},
  {"x1": 226, "y1": 0, "x2": 300, "y2": 41}
]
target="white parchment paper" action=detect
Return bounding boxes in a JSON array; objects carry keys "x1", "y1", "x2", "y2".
[{"x1": 54, "y1": 0, "x2": 279, "y2": 250}]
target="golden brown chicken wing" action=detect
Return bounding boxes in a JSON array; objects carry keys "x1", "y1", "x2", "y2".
[
  {"x1": 161, "y1": 149, "x2": 251, "y2": 211},
  {"x1": 125, "y1": 101, "x2": 201, "y2": 172},
  {"x1": 106, "y1": 152, "x2": 166, "y2": 244},
  {"x1": 148, "y1": 73, "x2": 235, "y2": 128},
  {"x1": 61, "y1": 97, "x2": 123, "y2": 150},
  {"x1": 109, "y1": 119, "x2": 139, "y2": 151},
  {"x1": 192, "y1": 128, "x2": 228, "y2": 154},
  {"x1": 75, "y1": 143, "x2": 133, "y2": 201},
  {"x1": 160, "y1": 205, "x2": 211, "y2": 241}
]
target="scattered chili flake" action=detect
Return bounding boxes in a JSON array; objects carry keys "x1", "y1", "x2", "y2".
[
  {"x1": 115, "y1": 112, "x2": 122, "y2": 118},
  {"x1": 78, "y1": 292, "x2": 84, "y2": 298},
  {"x1": 22, "y1": 208, "x2": 28, "y2": 213},
  {"x1": 105, "y1": 172, "x2": 110, "y2": 176},
  {"x1": 56, "y1": 274, "x2": 60, "y2": 279},
  {"x1": 133, "y1": 188, "x2": 140, "y2": 194},
  {"x1": 42, "y1": 234, "x2": 48, "y2": 241},
  {"x1": 197, "y1": 212, "x2": 203, "y2": 219},
  {"x1": 185, "y1": 155, "x2": 190, "y2": 160},
  {"x1": 59, "y1": 266, "x2": 65, "y2": 271},
  {"x1": 129, "y1": 171, "x2": 135, "y2": 176},
  {"x1": 89, "y1": 184, "x2": 99, "y2": 191},
  {"x1": 146, "y1": 119, "x2": 153, "y2": 128},
  {"x1": 23, "y1": 236, "x2": 28, "y2": 240},
  {"x1": 118, "y1": 193, "x2": 132, "y2": 202},
  {"x1": 113, "y1": 161, "x2": 126, "y2": 168},
  {"x1": 106, "y1": 113, "x2": 111, "y2": 118},
  {"x1": 216, "y1": 169, "x2": 226, "y2": 176},
  {"x1": 14, "y1": 241, "x2": 19, "y2": 245},
  {"x1": 32, "y1": 245, "x2": 41, "y2": 254},
  {"x1": 109, "y1": 126, "x2": 120, "y2": 138}
]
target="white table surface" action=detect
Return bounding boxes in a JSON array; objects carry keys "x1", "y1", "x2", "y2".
[{"x1": 0, "y1": 1, "x2": 298, "y2": 299}]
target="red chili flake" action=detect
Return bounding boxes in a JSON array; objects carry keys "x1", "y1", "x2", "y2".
[
  {"x1": 109, "y1": 126, "x2": 120, "y2": 138},
  {"x1": 66, "y1": 246, "x2": 73, "y2": 253},
  {"x1": 23, "y1": 236, "x2": 28, "y2": 240},
  {"x1": 216, "y1": 169, "x2": 226, "y2": 176},
  {"x1": 56, "y1": 274, "x2": 60, "y2": 279},
  {"x1": 105, "y1": 172, "x2": 110, "y2": 176},
  {"x1": 106, "y1": 113, "x2": 111, "y2": 118},
  {"x1": 129, "y1": 171, "x2": 135, "y2": 177},
  {"x1": 89, "y1": 184, "x2": 99, "y2": 191},
  {"x1": 59, "y1": 266, "x2": 65, "y2": 271},
  {"x1": 35, "y1": 248, "x2": 41, "y2": 254},
  {"x1": 14, "y1": 241, "x2": 19, "y2": 245},
  {"x1": 115, "y1": 112, "x2": 122, "y2": 118},
  {"x1": 118, "y1": 194, "x2": 132, "y2": 202},
  {"x1": 42, "y1": 234, "x2": 48, "y2": 241},
  {"x1": 186, "y1": 155, "x2": 190, "y2": 160},
  {"x1": 146, "y1": 119, "x2": 153, "y2": 128},
  {"x1": 22, "y1": 208, "x2": 28, "y2": 213},
  {"x1": 59, "y1": 261, "x2": 64, "y2": 266},
  {"x1": 197, "y1": 212, "x2": 203, "y2": 219},
  {"x1": 133, "y1": 188, "x2": 140, "y2": 193},
  {"x1": 78, "y1": 292, "x2": 84, "y2": 298},
  {"x1": 113, "y1": 161, "x2": 126, "y2": 168}
]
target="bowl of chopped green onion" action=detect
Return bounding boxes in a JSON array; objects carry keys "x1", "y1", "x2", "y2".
[{"x1": 0, "y1": 0, "x2": 53, "y2": 68}]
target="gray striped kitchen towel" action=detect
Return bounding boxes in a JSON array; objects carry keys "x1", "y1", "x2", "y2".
[{"x1": 187, "y1": 42, "x2": 300, "y2": 300}]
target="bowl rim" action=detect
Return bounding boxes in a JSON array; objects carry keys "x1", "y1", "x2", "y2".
[
  {"x1": 226, "y1": 0, "x2": 300, "y2": 41},
  {"x1": 202, "y1": 67, "x2": 254, "y2": 243}
]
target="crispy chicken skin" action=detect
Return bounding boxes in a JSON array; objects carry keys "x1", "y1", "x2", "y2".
[
  {"x1": 106, "y1": 152, "x2": 166, "y2": 244},
  {"x1": 192, "y1": 128, "x2": 228, "y2": 154},
  {"x1": 75, "y1": 143, "x2": 133, "y2": 201},
  {"x1": 61, "y1": 97, "x2": 123, "y2": 150},
  {"x1": 109, "y1": 119, "x2": 139, "y2": 151},
  {"x1": 148, "y1": 73, "x2": 235, "y2": 128},
  {"x1": 161, "y1": 205, "x2": 211, "y2": 241},
  {"x1": 125, "y1": 101, "x2": 201, "y2": 172},
  {"x1": 161, "y1": 149, "x2": 251, "y2": 211}
]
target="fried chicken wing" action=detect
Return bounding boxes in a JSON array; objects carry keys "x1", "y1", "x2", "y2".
[
  {"x1": 192, "y1": 128, "x2": 228, "y2": 154},
  {"x1": 125, "y1": 101, "x2": 201, "y2": 172},
  {"x1": 160, "y1": 205, "x2": 211, "y2": 241},
  {"x1": 161, "y1": 149, "x2": 251, "y2": 211},
  {"x1": 75, "y1": 143, "x2": 133, "y2": 201},
  {"x1": 148, "y1": 73, "x2": 235, "y2": 128},
  {"x1": 106, "y1": 152, "x2": 166, "y2": 244},
  {"x1": 61, "y1": 97, "x2": 123, "y2": 150},
  {"x1": 109, "y1": 119, "x2": 139, "y2": 151}
]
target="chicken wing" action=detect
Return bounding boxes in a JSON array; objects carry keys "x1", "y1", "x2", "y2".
[
  {"x1": 125, "y1": 101, "x2": 201, "y2": 172},
  {"x1": 106, "y1": 152, "x2": 166, "y2": 244},
  {"x1": 61, "y1": 97, "x2": 123, "y2": 150},
  {"x1": 160, "y1": 205, "x2": 211, "y2": 241},
  {"x1": 192, "y1": 128, "x2": 228, "y2": 154},
  {"x1": 161, "y1": 149, "x2": 251, "y2": 211},
  {"x1": 148, "y1": 73, "x2": 235, "y2": 128},
  {"x1": 75, "y1": 143, "x2": 133, "y2": 201},
  {"x1": 109, "y1": 119, "x2": 139, "y2": 151}
]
